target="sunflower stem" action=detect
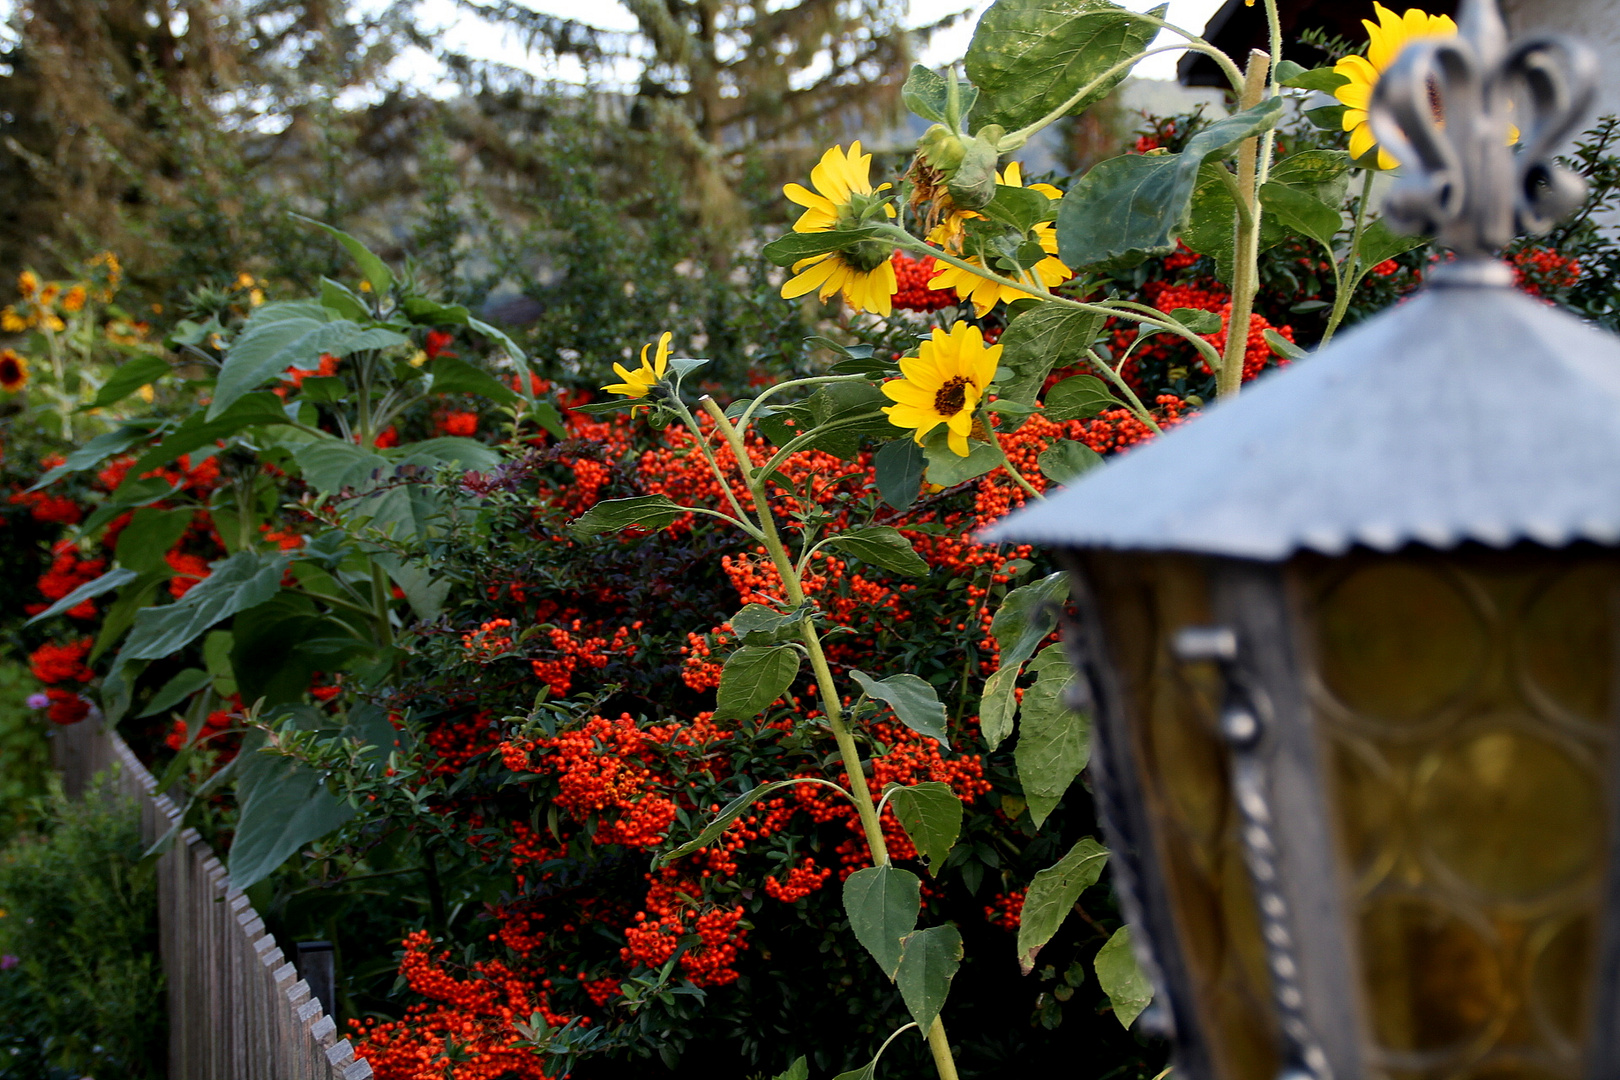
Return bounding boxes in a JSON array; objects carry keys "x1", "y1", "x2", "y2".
[
  {"x1": 670, "y1": 397, "x2": 761, "y2": 533},
  {"x1": 1320, "y1": 168, "x2": 1378, "y2": 348},
  {"x1": 696, "y1": 396, "x2": 892, "y2": 869},
  {"x1": 987, "y1": 418, "x2": 1047, "y2": 501},
  {"x1": 1217, "y1": 50, "x2": 1272, "y2": 400}
]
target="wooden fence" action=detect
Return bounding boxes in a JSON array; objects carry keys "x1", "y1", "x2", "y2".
[{"x1": 53, "y1": 716, "x2": 374, "y2": 1080}]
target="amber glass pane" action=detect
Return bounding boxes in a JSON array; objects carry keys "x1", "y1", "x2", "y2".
[
  {"x1": 1414, "y1": 728, "x2": 1601, "y2": 902},
  {"x1": 1297, "y1": 548, "x2": 1617, "y2": 1080},
  {"x1": 1316, "y1": 563, "x2": 1488, "y2": 727},
  {"x1": 1520, "y1": 564, "x2": 1620, "y2": 726},
  {"x1": 1360, "y1": 893, "x2": 1505, "y2": 1054}
]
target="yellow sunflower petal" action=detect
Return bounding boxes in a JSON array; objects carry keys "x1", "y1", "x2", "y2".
[
  {"x1": 782, "y1": 256, "x2": 840, "y2": 299},
  {"x1": 946, "y1": 427, "x2": 971, "y2": 457},
  {"x1": 653, "y1": 331, "x2": 672, "y2": 377},
  {"x1": 819, "y1": 260, "x2": 852, "y2": 302},
  {"x1": 1347, "y1": 119, "x2": 1378, "y2": 160},
  {"x1": 1336, "y1": 78, "x2": 1373, "y2": 110},
  {"x1": 1000, "y1": 161, "x2": 1023, "y2": 187}
]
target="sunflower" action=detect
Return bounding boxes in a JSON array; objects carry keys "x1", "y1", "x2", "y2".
[
  {"x1": 926, "y1": 162, "x2": 1072, "y2": 317},
  {"x1": 1334, "y1": 4, "x2": 1458, "y2": 170},
  {"x1": 603, "y1": 331, "x2": 672, "y2": 401},
  {"x1": 0, "y1": 350, "x2": 28, "y2": 392},
  {"x1": 881, "y1": 322, "x2": 1001, "y2": 457},
  {"x1": 781, "y1": 142, "x2": 899, "y2": 316}
]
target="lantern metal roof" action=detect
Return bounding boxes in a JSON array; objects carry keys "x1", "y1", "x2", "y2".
[{"x1": 987, "y1": 0, "x2": 1608, "y2": 561}]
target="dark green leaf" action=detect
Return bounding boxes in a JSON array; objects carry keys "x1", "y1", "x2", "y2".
[
  {"x1": 87, "y1": 355, "x2": 169, "y2": 409},
  {"x1": 1056, "y1": 97, "x2": 1283, "y2": 270},
  {"x1": 231, "y1": 595, "x2": 372, "y2": 706},
  {"x1": 902, "y1": 64, "x2": 978, "y2": 124},
  {"x1": 922, "y1": 426, "x2": 1001, "y2": 487},
  {"x1": 1264, "y1": 328, "x2": 1307, "y2": 360},
  {"x1": 1016, "y1": 644, "x2": 1091, "y2": 827},
  {"x1": 569, "y1": 495, "x2": 687, "y2": 538},
  {"x1": 228, "y1": 729, "x2": 356, "y2": 889},
  {"x1": 982, "y1": 571, "x2": 1069, "y2": 749},
  {"x1": 762, "y1": 228, "x2": 884, "y2": 268},
  {"x1": 293, "y1": 215, "x2": 394, "y2": 296},
  {"x1": 426, "y1": 357, "x2": 521, "y2": 404},
  {"x1": 895, "y1": 925, "x2": 963, "y2": 1033},
  {"x1": 530, "y1": 400, "x2": 568, "y2": 441},
  {"x1": 1168, "y1": 307, "x2": 1223, "y2": 335},
  {"x1": 824, "y1": 526, "x2": 929, "y2": 577},
  {"x1": 136, "y1": 668, "x2": 213, "y2": 719},
  {"x1": 211, "y1": 318, "x2": 409, "y2": 419},
  {"x1": 90, "y1": 573, "x2": 164, "y2": 662},
  {"x1": 658, "y1": 779, "x2": 807, "y2": 864},
  {"x1": 1259, "y1": 181, "x2": 1343, "y2": 251},
  {"x1": 402, "y1": 296, "x2": 472, "y2": 325},
  {"x1": 730, "y1": 604, "x2": 810, "y2": 646},
  {"x1": 874, "y1": 438, "x2": 925, "y2": 510},
  {"x1": 851, "y1": 670, "x2": 950, "y2": 747},
  {"x1": 1037, "y1": 439, "x2": 1103, "y2": 484},
  {"x1": 1095, "y1": 926, "x2": 1153, "y2": 1028},
  {"x1": 1016, "y1": 837, "x2": 1109, "y2": 973},
  {"x1": 772, "y1": 1057, "x2": 810, "y2": 1080},
  {"x1": 1305, "y1": 103, "x2": 1349, "y2": 131},
  {"x1": 1043, "y1": 374, "x2": 1115, "y2": 420},
  {"x1": 319, "y1": 278, "x2": 370, "y2": 320},
  {"x1": 27, "y1": 426, "x2": 153, "y2": 491},
  {"x1": 715, "y1": 645, "x2": 801, "y2": 721},
  {"x1": 981, "y1": 184, "x2": 1055, "y2": 234},
  {"x1": 1282, "y1": 65, "x2": 1350, "y2": 92},
  {"x1": 294, "y1": 440, "x2": 389, "y2": 494},
  {"x1": 843, "y1": 865, "x2": 921, "y2": 977},
  {"x1": 886, "y1": 781, "x2": 963, "y2": 873},
  {"x1": 1272, "y1": 59, "x2": 1307, "y2": 83},
  {"x1": 1357, "y1": 218, "x2": 1429, "y2": 269},
  {"x1": 120, "y1": 551, "x2": 291, "y2": 661},
  {"x1": 997, "y1": 303, "x2": 1105, "y2": 406},
  {"x1": 966, "y1": 0, "x2": 1163, "y2": 133},
  {"x1": 25, "y1": 567, "x2": 139, "y2": 625},
  {"x1": 131, "y1": 393, "x2": 291, "y2": 476},
  {"x1": 115, "y1": 507, "x2": 193, "y2": 574}
]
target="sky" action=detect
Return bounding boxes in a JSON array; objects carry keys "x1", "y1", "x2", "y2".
[{"x1": 412, "y1": 0, "x2": 1231, "y2": 88}]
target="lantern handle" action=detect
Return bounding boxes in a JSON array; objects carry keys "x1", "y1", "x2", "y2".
[
  {"x1": 1175, "y1": 627, "x2": 1332, "y2": 1080},
  {"x1": 1368, "y1": 0, "x2": 1595, "y2": 269}
]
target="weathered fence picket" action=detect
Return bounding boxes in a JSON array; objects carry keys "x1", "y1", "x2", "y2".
[{"x1": 52, "y1": 716, "x2": 373, "y2": 1080}]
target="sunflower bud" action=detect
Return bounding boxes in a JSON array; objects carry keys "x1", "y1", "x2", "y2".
[
  {"x1": 917, "y1": 124, "x2": 966, "y2": 174},
  {"x1": 946, "y1": 133, "x2": 1000, "y2": 211}
]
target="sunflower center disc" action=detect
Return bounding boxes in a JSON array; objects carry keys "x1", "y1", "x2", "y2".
[{"x1": 934, "y1": 377, "x2": 969, "y2": 417}]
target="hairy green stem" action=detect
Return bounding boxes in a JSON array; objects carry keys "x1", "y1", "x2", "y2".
[
  {"x1": 697, "y1": 396, "x2": 890, "y2": 865},
  {"x1": 1218, "y1": 51, "x2": 1272, "y2": 399},
  {"x1": 671, "y1": 398, "x2": 759, "y2": 530},
  {"x1": 1320, "y1": 169, "x2": 1378, "y2": 348},
  {"x1": 927, "y1": 1019, "x2": 961, "y2": 1080}
]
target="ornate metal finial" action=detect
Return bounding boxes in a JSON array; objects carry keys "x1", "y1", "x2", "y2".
[{"x1": 1369, "y1": 0, "x2": 1596, "y2": 273}]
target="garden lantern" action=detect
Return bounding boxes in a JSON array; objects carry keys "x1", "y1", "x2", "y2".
[{"x1": 986, "y1": 4, "x2": 1620, "y2": 1080}]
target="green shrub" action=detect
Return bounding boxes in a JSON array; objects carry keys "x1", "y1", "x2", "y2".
[
  {"x1": 0, "y1": 662, "x2": 48, "y2": 844},
  {"x1": 0, "y1": 773, "x2": 163, "y2": 1080}
]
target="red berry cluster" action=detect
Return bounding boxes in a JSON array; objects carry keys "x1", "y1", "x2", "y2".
[{"x1": 890, "y1": 251, "x2": 954, "y2": 312}]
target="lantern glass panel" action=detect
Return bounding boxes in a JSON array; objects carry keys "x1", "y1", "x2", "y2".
[
  {"x1": 1086, "y1": 552, "x2": 1281, "y2": 1080},
  {"x1": 1294, "y1": 547, "x2": 1620, "y2": 1080}
]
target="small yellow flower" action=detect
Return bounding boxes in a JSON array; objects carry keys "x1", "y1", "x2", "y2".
[
  {"x1": 603, "y1": 331, "x2": 673, "y2": 401},
  {"x1": 927, "y1": 162, "x2": 1071, "y2": 317},
  {"x1": 249, "y1": 288, "x2": 265, "y2": 306},
  {"x1": 16, "y1": 271, "x2": 37, "y2": 300},
  {"x1": 1335, "y1": 4, "x2": 1458, "y2": 170},
  {"x1": 61, "y1": 285, "x2": 87, "y2": 313},
  {"x1": 880, "y1": 322, "x2": 1001, "y2": 457},
  {"x1": 137, "y1": 384, "x2": 155, "y2": 403},
  {"x1": 37, "y1": 283, "x2": 59, "y2": 307},
  {"x1": 88, "y1": 251, "x2": 121, "y2": 301},
  {"x1": 40, "y1": 314, "x2": 64, "y2": 333},
  {"x1": 0, "y1": 307, "x2": 26, "y2": 333},
  {"x1": 409, "y1": 350, "x2": 429, "y2": 368},
  {"x1": 781, "y1": 142, "x2": 899, "y2": 316},
  {"x1": 235, "y1": 271, "x2": 256, "y2": 290}
]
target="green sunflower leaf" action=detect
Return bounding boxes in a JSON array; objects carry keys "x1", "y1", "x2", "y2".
[
  {"x1": 714, "y1": 645, "x2": 801, "y2": 721},
  {"x1": 1017, "y1": 837, "x2": 1109, "y2": 973},
  {"x1": 762, "y1": 228, "x2": 885, "y2": 268},
  {"x1": 569, "y1": 495, "x2": 687, "y2": 538}
]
